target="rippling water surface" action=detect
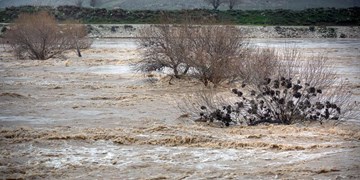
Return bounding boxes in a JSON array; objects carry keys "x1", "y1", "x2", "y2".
[{"x1": 0, "y1": 38, "x2": 359, "y2": 179}]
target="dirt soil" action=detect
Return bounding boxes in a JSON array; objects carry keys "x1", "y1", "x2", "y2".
[{"x1": 0, "y1": 38, "x2": 359, "y2": 179}]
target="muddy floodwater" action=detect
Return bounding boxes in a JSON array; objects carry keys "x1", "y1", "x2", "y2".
[{"x1": 0, "y1": 38, "x2": 360, "y2": 179}]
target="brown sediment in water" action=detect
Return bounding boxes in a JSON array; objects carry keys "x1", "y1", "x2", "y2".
[
  {"x1": 1, "y1": 124, "x2": 357, "y2": 150},
  {"x1": 1, "y1": 124, "x2": 359, "y2": 179},
  {"x1": 0, "y1": 92, "x2": 28, "y2": 101},
  {"x1": 1, "y1": 38, "x2": 359, "y2": 179}
]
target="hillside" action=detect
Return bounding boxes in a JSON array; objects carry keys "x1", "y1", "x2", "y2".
[{"x1": 0, "y1": 0, "x2": 359, "y2": 10}]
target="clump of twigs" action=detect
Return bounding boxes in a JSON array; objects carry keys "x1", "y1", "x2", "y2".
[
  {"x1": 182, "y1": 48, "x2": 358, "y2": 126},
  {"x1": 199, "y1": 78, "x2": 346, "y2": 126}
]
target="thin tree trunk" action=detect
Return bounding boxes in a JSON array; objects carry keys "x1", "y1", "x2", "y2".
[
  {"x1": 75, "y1": 40, "x2": 82, "y2": 57},
  {"x1": 76, "y1": 46, "x2": 82, "y2": 57},
  {"x1": 182, "y1": 66, "x2": 190, "y2": 75},
  {"x1": 174, "y1": 66, "x2": 181, "y2": 78}
]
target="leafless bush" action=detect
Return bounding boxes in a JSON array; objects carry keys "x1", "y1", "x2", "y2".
[
  {"x1": 182, "y1": 47, "x2": 358, "y2": 126},
  {"x1": 137, "y1": 24, "x2": 249, "y2": 86},
  {"x1": 241, "y1": 47, "x2": 338, "y2": 89},
  {"x1": 4, "y1": 11, "x2": 91, "y2": 60},
  {"x1": 178, "y1": 88, "x2": 235, "y2": 122},
  {"x1": 204, "y1": 0, "x2": 225, "y2": 10},
  {"x1": 244, "y1": 47, "x2": 357, "y2": 124},
  {"x1": 63, "y1": 20, "x2": 93, "y2": 57},
  {"x1": 233, "y1": 47, "x2": 278, "y2": 86},
  {"x1": 187, "y1": 25, "x2": 248, "y2": 87},
  {"x1": 227, "y1": 0, "x2": 242, "y2": 10},
  {"x1": 295, "y1": 55, "x2": 356, "y2": 122},
  {"x1": 136, "y1": 24, "x2": 191, "y2": 78}
]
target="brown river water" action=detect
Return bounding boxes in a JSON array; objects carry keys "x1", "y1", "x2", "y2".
[{"x1": 0, "y1": 38, "x2": 359, "y2": 179}]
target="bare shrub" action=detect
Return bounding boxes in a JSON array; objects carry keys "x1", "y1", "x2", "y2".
[
  {"x1": 204, "y1": 0, "x2": 225, "y2": 10},
  {"x1": 137, "y1": 24, "x2": 249, "y2": 86},
  {"x1": 184, "y1": 48, "x2": 358, "y2": 126},
  {"x1": 237, "y1": 47, "x2": 279, "y2": 86},
  {"x1": 4, "y1": 11, "x2": 74, "y2": 60},
  {"x1": 62, "y1": 20, "x2": 93, "y2": 57},
  {"x1": 241, "y1": 47, "x2": 338, "y2": 89},
  {"x1": 4, "y1": 11, "x2": 91, "y2": 60},
  {"x1": 227, "y1": 0, "x2": 242, "y2": 10},
  {"x1": 199, "y1": 76, "x2": 351, "y2": 126},
  {"x1": 178, "y1": 88, "x2": 236, "y2": 125},
  {"x1": 136, "y1": 24, "x2": 191, "y2": 78},
  {"x1": 187, "y1": 25, "x2": 248, "y2": 87}
]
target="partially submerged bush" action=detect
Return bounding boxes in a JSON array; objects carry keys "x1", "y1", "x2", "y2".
[
  {"x1": 4, "y1": 11, "x2": 91, "y2": 60},
  {"x1": 238, "y1": 47, "x2": 278, "y2": 86},
  {"x1": 182, "y1": 48, "x2": 358, "y2": 126},
  {"x1": 63, "y1": 20, "x2": 93, "y2": 57},
  {"x1": 136, "y1": 24, "x2": 248, "y2": 86},
  {"x1": 199, "y1": 78, "x2": 343, "y2": 126},
  {"x1": 186, "y1": 25, "x2": 248, "y2": 87},
  {"x1": 136, "y1": 24, "x2": 191, "y2": 78}
]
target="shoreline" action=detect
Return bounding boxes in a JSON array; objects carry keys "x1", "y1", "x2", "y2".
[
  {"x1": 84, "y1": 24, "x2": 360, "y2": 39},
  {"x1": 1, "y1": 23, "x2": 360, "y2": 39}
]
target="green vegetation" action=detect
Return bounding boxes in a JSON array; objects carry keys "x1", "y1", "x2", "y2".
[{"x1": 0, "y1": 6, "x2": 359, "y2": 25}]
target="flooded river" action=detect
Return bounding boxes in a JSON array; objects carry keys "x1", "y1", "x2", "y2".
[{"x1": 0, "y1": 38, "x2": 359, "y2": 179}]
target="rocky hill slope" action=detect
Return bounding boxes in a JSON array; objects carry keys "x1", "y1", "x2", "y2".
[{"x1": 0, "y1": 0, "x2": 359, "y2": 10}]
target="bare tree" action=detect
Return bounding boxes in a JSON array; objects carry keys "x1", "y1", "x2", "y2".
[
  {"x1": 4, "y1": 11, "x2": 74, "y2": 60},
  {"x1": 228, "y1": 0, "x2": 241, "y2": 10},
  {"x1": 187, "y1": 25, "x2": 248, "y2": 87},
  {"x1": 204, "y1": 0, "x2": 224, "y2": 10},
  {"x1": 137, "y1": 24, "x2": 249, "y2": 87},
  {"x1": 62, "y1": 20, "x2": 92, "y2": 57},
  {"x1": 136, "y1": 24, "x2": 191, "y2": 78}
]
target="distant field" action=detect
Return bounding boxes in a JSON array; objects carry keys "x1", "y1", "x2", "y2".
[{"x1": 0, "y1": 0, "x2": 359, "y2": 10}]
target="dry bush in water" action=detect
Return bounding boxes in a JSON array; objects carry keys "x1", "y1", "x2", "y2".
[
  {"x1": 63, "y1": 21, "x2": 93, "y2": 57},
  {"x1": 238, "y1": 47, "x2": 279, "y2": 85},
  {"x1": 136, "y1": 25, "x2": 191, "y2": 78},
  {"x1": 182, "y1": 48, "x2": 358, "y2": 126},
  {"x1": 4, "y1": 11, "x2": 91, "y2": 60},
  {"x1": 4, "y1": 11, "x2": 71, "y2": 60},
  {"x1": 187, "y1": 25, "x2": 248, "y2": 87},
  {"x1": 136, "y1": 24, "x2": 248, "y2": 87}
]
